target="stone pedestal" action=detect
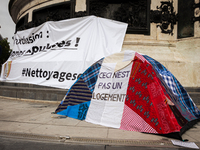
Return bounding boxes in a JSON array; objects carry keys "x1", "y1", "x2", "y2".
[{"x1": 9, "y1": 0, "x2": 200, "y2": 87}]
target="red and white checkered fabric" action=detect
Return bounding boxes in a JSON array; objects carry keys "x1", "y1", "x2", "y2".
[{"x1": 120, "y1": 104, "x2": 158, "y2": 133}]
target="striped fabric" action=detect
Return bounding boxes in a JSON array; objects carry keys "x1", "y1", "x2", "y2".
[
  {"x1": 55, "y1": 78, "x2": 92, "y2": 113},
  {"x1": 55, "y1": 58, "x2": 104, "y2": 113}
]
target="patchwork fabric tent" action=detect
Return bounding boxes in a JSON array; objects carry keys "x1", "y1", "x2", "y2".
[{"x1": 55, "y1": 50, "x2": 200, "y2": 140}]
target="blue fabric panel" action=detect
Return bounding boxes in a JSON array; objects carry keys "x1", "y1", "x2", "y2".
[
  {"x1": 55, "y1": 78, "x2": 92, "y2": 113},
  {"x1": 82, "y1": 58, "x2": 104, "y2": 92},
  {"x1": 57, "y1": 101, "x2": 90, "y2": 120}
]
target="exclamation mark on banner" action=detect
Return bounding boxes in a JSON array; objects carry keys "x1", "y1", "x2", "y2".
[
  {"x1": 75, "y1": 37, "x2": 80, "y2": 47},
  {"x1": 47, "y1": 31, "x2": 49, "y2": 38}
]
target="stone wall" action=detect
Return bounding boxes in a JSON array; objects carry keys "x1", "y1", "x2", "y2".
[
  {"x1": 17, "y1": 0, "x2": 71, "y2": 22},
  {"x1": 122, "y1": 0, "x2": 200, "y2": 87}
]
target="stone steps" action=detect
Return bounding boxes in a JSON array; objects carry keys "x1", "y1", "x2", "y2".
[
  {"x1": 186, "y1": 87, "x2": 200, "y2": 105},
  {"x1": 0, "y1": 82, "x2": 67, "y2": 102},
  {"x1": 0, "y1": 82, "x2": 199, "y2": 105}
]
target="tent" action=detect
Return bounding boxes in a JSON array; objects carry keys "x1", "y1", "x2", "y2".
[{"x1": 55, "y1": 50, "x2": 200, "y2": 140}]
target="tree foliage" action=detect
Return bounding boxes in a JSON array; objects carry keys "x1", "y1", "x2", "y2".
[{"x1": 0, "y1": 39, "x2": 12, "y2": 65}]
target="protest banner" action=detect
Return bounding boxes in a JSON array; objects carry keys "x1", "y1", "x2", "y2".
[{"x1": 0, "y1": 16, "x2": 127, "y2": 89}]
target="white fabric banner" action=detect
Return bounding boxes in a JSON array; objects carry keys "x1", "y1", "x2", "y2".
[
  {"x1": 86, "y1": 51, "x2": 135, "y2": 128},
  {"x1": 0, "y1": 16, "x2": 127, "y2": 89}
]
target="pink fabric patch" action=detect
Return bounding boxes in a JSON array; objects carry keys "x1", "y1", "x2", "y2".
[
  {"x1": 120, "y1": 104, "x2": 158, "y2": 133},
  {"x1": 135, "y1": 52, "x2": 147, "y2": 63}
]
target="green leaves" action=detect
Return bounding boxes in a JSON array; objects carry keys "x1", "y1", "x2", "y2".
[{"x1": 0, "y1": 39, "x2": 11, "y2": 65}]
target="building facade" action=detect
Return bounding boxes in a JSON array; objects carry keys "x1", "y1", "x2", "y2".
[{"x1": 9, "y1": 0, "x2": 200, "y2": 87}]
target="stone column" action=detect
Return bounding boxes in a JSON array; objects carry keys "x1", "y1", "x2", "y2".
[{"x1": 75, "y1": 0, "x2": 86, "y2": 12}]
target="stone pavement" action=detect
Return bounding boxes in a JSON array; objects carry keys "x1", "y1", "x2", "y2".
[{"x1": 0, "y1": 96, "x2": 200, "y2": 149}]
